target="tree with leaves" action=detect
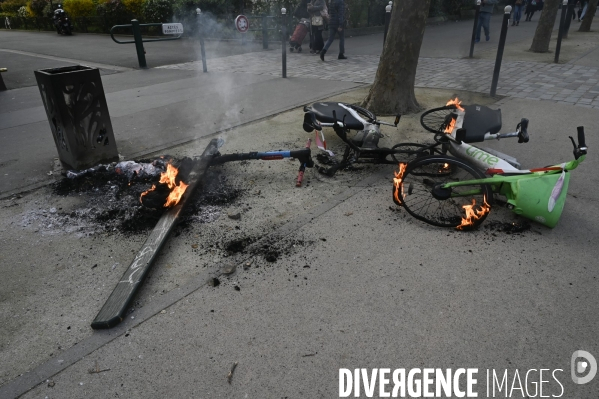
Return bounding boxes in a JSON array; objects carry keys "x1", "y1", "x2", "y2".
[
  {"x1": 529, "y1": 0, "x2": 561, "y2": 53},
  {"x1": 361, "y1": 0, "x2": 432, "y2": 115},
  {"x1": 579, "y1": 0, "x2": 598, "y2": 31}
]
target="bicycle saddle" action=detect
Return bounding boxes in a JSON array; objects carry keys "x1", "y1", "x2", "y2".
[
  {"x1": 303, "y1": 102, "x2": 366, "y2": 131},
  {"x1": 461, "y1": 105, "x2": 502, "y2": 143}
]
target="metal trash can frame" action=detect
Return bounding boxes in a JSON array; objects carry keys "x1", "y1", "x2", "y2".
[{"x1": 35, "y1": 65, "x2": 119, "y2": 170}]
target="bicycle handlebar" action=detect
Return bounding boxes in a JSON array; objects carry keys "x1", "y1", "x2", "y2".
[{"x1": 518, "y1": 118, "x2": 529, "y2": 143}]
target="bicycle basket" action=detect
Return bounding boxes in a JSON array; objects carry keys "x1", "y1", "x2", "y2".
[{"x1": 510, "y1": 172, "x2": 571, "y2": 228}]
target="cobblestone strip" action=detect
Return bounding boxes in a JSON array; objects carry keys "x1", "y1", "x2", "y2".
[{"x1": 157, "y1": 52, "x2": 599, "y2": 109}]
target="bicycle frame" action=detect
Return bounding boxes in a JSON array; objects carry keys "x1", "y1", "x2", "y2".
[
  {"x1": 399, "y1": 102, "x2": 588, "y2": 228},
  {"x1": 210, "y1": 139, "x2": 314, "y2": 187}
]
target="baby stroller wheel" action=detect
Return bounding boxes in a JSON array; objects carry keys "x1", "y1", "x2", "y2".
[
  {"x1": 289, "y1": 47, "x2": 294, "y2": 52},
  {"x1": 297, "y1": 46, "x2": 302, "y2": 52}
]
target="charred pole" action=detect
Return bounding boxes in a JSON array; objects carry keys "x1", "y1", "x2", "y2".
[{"x1": 91, "y1": 139, "x2": 220, "y2": 329}]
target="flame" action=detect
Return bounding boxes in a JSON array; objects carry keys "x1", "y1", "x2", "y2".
[
  {"x1": 446, "y1": 97, "x2": 464, "y2": 112},
  {"x1": 139, "y1": 163, "x2": 188, "y2": 208},
  {"x1": 393, "y1": 163, "x2": 408, "y2": 204},
  {"x1": 444, "y1": 115, "x2": 457, "y2": 134},
  {"x1": 456, "y1": 196, "x2": 491, "y2": 230},
  {"x1": 140, "y1": 184, "x2": 156, "y2": 204}
]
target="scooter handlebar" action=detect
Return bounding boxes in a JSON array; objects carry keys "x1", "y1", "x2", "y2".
[
  {"x1": 577, "y1": 126, "x2": 586, "y2": 149},
  {"x1": 518, "y1": 118, "x2": 529, "y2": 143}
]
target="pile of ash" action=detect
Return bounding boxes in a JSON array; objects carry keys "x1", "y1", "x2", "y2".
[{"x1": 19, "y1": 158, "x2": 244, "y2": 236}]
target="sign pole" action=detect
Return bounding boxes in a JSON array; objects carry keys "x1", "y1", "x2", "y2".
[
  {"x1": 281, "y1": 8, "x2": 287, "y2": 78},
  {"x1": 196, "y1": 8, "x2": 208, "y2": 73},
  {"x1": 131, "y1": 19, "x2": 147, "y2": 69}
]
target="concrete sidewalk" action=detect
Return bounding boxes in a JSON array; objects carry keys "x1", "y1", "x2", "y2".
[{"x1": 1, "y1": 87, "x2": 598, "y2": 399}]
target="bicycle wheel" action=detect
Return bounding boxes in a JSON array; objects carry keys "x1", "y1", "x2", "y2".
[
  {"x1": 420, "y1": 105, "x2": 457, "y2": 134},
  {"x1": 395, "y1": 156, "x2": 492, "y2": 228},
  {"x1": 390, "y1": 143, "x2": 440, "y2": 163}
]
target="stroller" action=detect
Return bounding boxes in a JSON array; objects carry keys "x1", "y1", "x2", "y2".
[{"x1": 289, "y1": 18, "x2": 310, "y2": 52}]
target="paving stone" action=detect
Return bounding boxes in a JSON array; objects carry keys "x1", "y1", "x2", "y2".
[{"x1": 157, "y1": 53, "x2": 599, "y2": 111}]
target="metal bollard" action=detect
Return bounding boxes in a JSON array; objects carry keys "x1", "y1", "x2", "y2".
[
  {"x1": 281, "y1": 8, "x2": 287, "y2": 78},
  {"x1": 131, "y1": 19, "x2": 147, "y2": 69},
  {"x1": 196, "y1": 8, "x2": 208, "y2": 73},
  {"x1": 262, "y1": 14, "x2": 268, "y2": 49},
  {"x1": 555, "y1": 0, "x2": 568, "y2": 63},
  {"x1": 490, "y1": 6, "x2": 511, "y2": 97},
  {"x1": 383, "y1": 2, "x2": 392, "y2": 44},
  {"x1": 469, "y1": 0, "x2": 481, "y2": 58}
]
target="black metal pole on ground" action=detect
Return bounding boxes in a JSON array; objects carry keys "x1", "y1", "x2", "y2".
[
  {"x1": 262, "y1": 14, "x2": 268, "y2": 49},
  {"x1": 383, "y1": 2, "x2": 392, "y2": 44},
  {"x1": 196, "y1": 8, "x2": 208, "y2": 73},
  {"x1": 91, "y1": 139, "x2": 221, "y2": 329},
  {"x1": 555, "y1": 0, "x2": 569, "y2": 63},
  {"x1": 490, "y1": 6, "x2": 511, "y2": 97},
  {"x1": 282, "y1": 8, "x2": 287, "y2": 78},
  {"x1": 469, "y1": 0, "x2": 481, "y2": 58},
  {"x1": 131, "y1": 19, "x2": 147, "y2": 68}
]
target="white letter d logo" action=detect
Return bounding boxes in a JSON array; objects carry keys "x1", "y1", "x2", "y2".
[{"x1": 571, "y1": 350, "x2": 597, "y2": 385}]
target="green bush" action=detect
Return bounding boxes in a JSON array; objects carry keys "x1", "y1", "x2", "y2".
[
  {"x1": 194, "y1": 0, "x2": 234, "y2": 15},
  {"x1": 142, "y1": 0, "x2": 171, "y2": 22},
  {"x1": 443, "y1": 0, "x2": 472, "y2": 15},
  {"x1": 172, "y1": 0, "x2": 195, "y2": 19},
  {"x1": 42, "y1": 1, "x2": 53, "y2": 17},
  {"x1": 1, "y1": 0, "x2": 29, "y2": 15},
  {"x1": 122, "y1": 0, "x2": 142, "y2": 18},
  {"x1": 63, "y1": 0, "x2": 95, "y2": 17},
  {"x1": 28, "y1": 0, "x2": 47, "y2": 17},
  {"x1": 96, "y1": 0, "x2": 125, "y2": 16},
  {"x1": 17, "y1": 4, "x2": 30, "y2": 16}
]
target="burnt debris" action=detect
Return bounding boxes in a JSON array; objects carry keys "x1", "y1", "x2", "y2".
[{"x1": 45, "y1": 158, "x2": 243, "y2": 236}]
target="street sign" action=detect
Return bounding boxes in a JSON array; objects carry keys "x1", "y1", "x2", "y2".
[
  {"x1": 162, "y1": 23, "x2": 183, "y2": 35},
  {"x1": 235, "y1": 15, "x2": 249, "y2": 33}
]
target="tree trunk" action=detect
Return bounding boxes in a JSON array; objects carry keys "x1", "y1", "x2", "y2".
[
  {"x1": 579, "y1": 0, "x2": 598, "y2": 31},
  {"x1": 529, "y1": 0, "x2": 561, "y2": 52},
  {"x1": 361, "y1": 0, "x2": 432, "y2": 115}
]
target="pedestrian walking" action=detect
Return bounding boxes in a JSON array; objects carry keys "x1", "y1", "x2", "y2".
[
  {"x1": 289, "y1": 0, "x2": 311, "y2": 52},
  {"x1": 308, "y1": 0, "x2": 327, "y2": 54},
  {"x1": 512, "y1": 0, "x2": 524, "y2": 25},
  {"x1": 579, "y1": 0, "x2": 589, "y2": 21},
  {"x1": 320, "y1": 0, "x2": 347, "y2": 61},
  {"x1": 536, "y1": 0, "x2": 544, "y2": 12},
  {"x1": 475, "y1": 0, "x2": 499, "y2": 43},
  {"x1": 524, "y1": 0, "x2": 537, "y2": 21}
]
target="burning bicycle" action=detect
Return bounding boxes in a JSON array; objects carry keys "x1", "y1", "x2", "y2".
[
  {"x1": 393, "y1": 98, "x2": 588, "y2": 230},
  {"x1": 301, "y1": 102, "x2": 438, "y2": 175}
]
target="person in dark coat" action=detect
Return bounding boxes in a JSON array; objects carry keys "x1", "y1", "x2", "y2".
[
  {"x1": 524, "y1": 0, "x2": 537, "y2": 21},
  {"x1": 294, "y1": 0, "x2": 310, "y2": 20},
  {"x1": 511, "y1": 0, "x2": 524, "y2": 25},
  {"x1": 320, "y1": 0, "x2": 346, "y2": 61},
  {"x1": 308, "y1": 0, "x2": 326, "y2": 54}
]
